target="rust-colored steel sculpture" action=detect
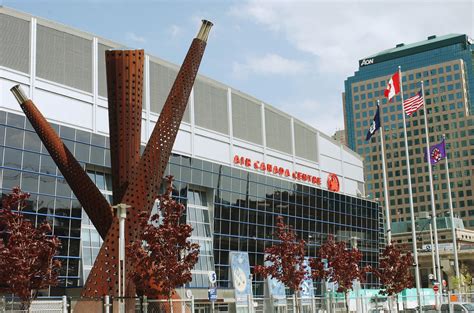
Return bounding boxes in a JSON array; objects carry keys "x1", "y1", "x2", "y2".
[
  {"x1": 10, "y1": 87, "x2": 113, "y2": 239},
  {"x1": 11, "y1": 19, "x2": 212, "y2": 313},
  {"x1": 80, "y1": 21, "x2": 213, "y2": 304},
  {"x1": 105, "y1": 49, "x2": 144, "y2": 204}
]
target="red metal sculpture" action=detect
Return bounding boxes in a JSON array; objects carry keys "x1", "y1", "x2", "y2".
[
  {"x1": 10, "y1": 87, "x2": 113, "y2": 239},
  {"x1": 10, "y1": 19, "x2": 212, "y2": 312}
]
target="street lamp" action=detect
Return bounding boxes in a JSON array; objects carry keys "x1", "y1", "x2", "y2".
[
  {"x1": 112, "y1": 203, "x2": 130, "y2": 313},
  {"x1": 416, "y1": 214, "x2": 437, "y2": 284}
]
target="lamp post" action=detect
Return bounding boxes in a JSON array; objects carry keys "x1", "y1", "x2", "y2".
[
  {"x1": 418, "y1": 213, "x2": 437, "y2": 283},
  {"x1": 112, "y1": 203, "x2": 130, "y2": 313}
]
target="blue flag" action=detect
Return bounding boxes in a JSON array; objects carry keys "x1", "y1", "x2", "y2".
[
  {"x1": 366, "y1": 105, "x2": 381, "y2": 141},
  {"x1": 424, "y1": 139, "x2": 447, "y2": 165}
]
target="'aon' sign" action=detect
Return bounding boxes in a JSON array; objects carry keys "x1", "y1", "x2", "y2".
[{"x1": 360, "y1": 58, "x2": 374, "y2": 67}]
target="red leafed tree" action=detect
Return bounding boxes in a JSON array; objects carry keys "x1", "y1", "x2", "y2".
[
  {"x1": 254, "y1": 216, "x2": 307, "y2": 312},
  {"x1": 310, "y1": 235, "x2": 368, "y2": 312},
  {"x1": 0, "y1": 187, "x2": 61, "y2": 309},
  {"x1": 374, "y1": 244, "x2": 414, "y2": 310},
  {"x1": 127, "y1": 176, "x2": 200, "y2": 301}
]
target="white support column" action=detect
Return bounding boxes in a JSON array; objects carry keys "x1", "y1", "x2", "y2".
[
  {"x1": 316, "y1": 132, "x2": 323, "y2": 182},
  {"x1": 339, "y1": 144, "x2": 346, "y2": 194},
  {"x1": 29, "y1": 17, "x2": 37, "y2": 100},
  {"x1": 92, "y1": 37, "x2": 98, "y2": 133},
  {"x1": 290, "y1": 117, "x2": 296, "y2": 173},
  {"x1": 261, "y1": 103, "x2": 267, "y2": 162},
  {"x1": 227, "y1": 87, "x2": 234, "y2": 163},
  {"x1": 189, "y1": 87, "x2": 195, "y2": 157}
]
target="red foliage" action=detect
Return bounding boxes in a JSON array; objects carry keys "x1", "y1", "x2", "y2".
[
  {"x1": 254, "y1": 216, "x2": 307, "y2": 293},
  {"x1": 127, "y1": 176, "x2": 200, "y2": 299},
  {"x1": 310, "y1": 235, "x2": 367, "y2": 294},
  {"x1": 0, "y1": 187, "x2": 61, "y2": 307},
  {"x1": 374, "y1": 244, "x2": 414, "y2": 296}
]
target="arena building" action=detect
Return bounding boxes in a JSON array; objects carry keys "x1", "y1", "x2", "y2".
[{"x1": 0, "y1": 7, "x2": 382, "y2": 298}]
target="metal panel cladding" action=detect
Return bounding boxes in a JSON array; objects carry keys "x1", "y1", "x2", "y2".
[
  {"x1": 0, "y1": 14, "x2": 30, "y2": 74},
  {"x1": 36, "y1": 25, "x2": 92, "y2": 92}
]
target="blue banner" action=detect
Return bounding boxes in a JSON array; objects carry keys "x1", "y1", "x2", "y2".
[{"x1": 230, "y1": 251, "x2": 252, "y2": 306}]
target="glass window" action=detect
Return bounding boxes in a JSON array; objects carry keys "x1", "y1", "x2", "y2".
[
  {"x1": 40, "y1": 155, "x2": 57, "y2": 175},
  {"x1": 4, "y1": 148, "x2": 22, "y2": 169},
  {"x1": 24, "y1": 131, "x2": 41, "y2": 152},
  {"x1": 6, "y1": 114, "x2": 25, "y2": 128},
  {"x1": 75, "y1": 143, "x2": 90, "y2": 162},
  {"x1": 56, "y1": 177, "x2": 71, "y2": 197},
  {"x1": 5, "y1": 127, "x2": 24, "y2": 149},
  {"x1": 39, "y1": 175, "x2": 56, "y2": 195},
  {"x1": 60, "y1": 126, "x2": 75, "y2": 140},
  {"x1": 21, "y1": 172, "x2": 38, "y2": 193}
]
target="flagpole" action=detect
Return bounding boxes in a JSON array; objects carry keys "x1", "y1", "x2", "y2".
[
  {"x1": 421, "y1": 80, "x2": 442, "y2": 286},
  {"x1": 443, "y1": 134, "x2": 460, "y2": 281},
  {"x1": 378, "y1": 100, "x2": 392, "y2": 244},
  {"x1": 398, "y1": 66, "x2": 422, "y2": 307}
]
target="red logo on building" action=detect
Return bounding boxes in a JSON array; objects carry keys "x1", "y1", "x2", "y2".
[{"x1": 327, "y1": 173, "x2": 340, "y2": 192}]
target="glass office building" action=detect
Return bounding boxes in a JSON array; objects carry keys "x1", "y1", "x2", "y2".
[
  {"x1": 344, "y1": 35, "x2": 474, "y2": 229},
  {"x1": 0, "y1": 7, "x2": 382, "y2": 297}
]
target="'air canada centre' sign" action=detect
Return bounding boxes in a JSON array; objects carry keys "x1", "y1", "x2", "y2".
[{"x1": 233, "y1": 155, "x2": 322, "y2": 186}]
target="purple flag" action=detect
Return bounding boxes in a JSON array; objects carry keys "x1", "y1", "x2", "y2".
[{"x1": 424, "y1": 140, "x2": 446, "y2": 165}]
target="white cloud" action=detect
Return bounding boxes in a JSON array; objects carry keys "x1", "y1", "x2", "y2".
[
  {"x1": 231, "y1": 0, "x2": 474, "y2": 75},
  {"x1": 232, "y1": 53, "x2": 307, "y2": 78},
  {"x1": 168, "y1": 24, "x2": 181, "y2": 38},
  {"x1": 125, "y1": 31, "x2": 146, "y2": 44}
]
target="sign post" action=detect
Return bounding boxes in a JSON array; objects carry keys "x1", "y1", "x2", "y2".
[{"x1": 208, "y1": 271, "x2": 217, "y2": 313}]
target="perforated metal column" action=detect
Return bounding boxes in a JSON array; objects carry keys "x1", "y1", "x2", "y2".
[
  {"x1": 15, "y1": 99, "x2": 113, "y2": 239},
  {"x1": 105, "y1": 50, "x2": 144, "y2": 204}
]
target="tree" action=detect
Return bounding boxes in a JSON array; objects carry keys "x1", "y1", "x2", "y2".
[
  {"x1": 373, "y1": 244, "x2": 413, "y2": 311},
  {"x1": 254, "y1": 216, "x2": 307, "y2": 313},
  {"x1": 451, "y1": 264, "x2": 473, "y2": 293},
  {"x1": 0, "y1": 187, "x2": 61, "y2": 309},
  {"x1": 310, "y1": 235, "x2": 367, "y2": 312},
  {"x1": 127, "y1": 176, "x2": 200, "y2": 303}
]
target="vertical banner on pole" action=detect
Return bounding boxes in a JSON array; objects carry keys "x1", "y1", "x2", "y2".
[
  {"x1": 230, "y1": 252, "x2": 253, "y2": 310},
  {"x1": 264, "y1": 257, "x2": 286, "y2": 309},
  {"x1": 300, "y1": 258, "x2": 315, "y2": 305}
]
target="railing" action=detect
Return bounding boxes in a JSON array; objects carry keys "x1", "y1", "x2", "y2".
[
  {"x1": 2, "y1": 292, "x2": 474, "y2": 312},
  {"x1": 0, "y1": 296, "x2": 67, "y2": 313}
]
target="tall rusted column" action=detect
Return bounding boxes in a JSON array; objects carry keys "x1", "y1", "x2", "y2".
[
  {"x1": 77, "y1": 20, "x2": 212, "y2": 311},
  {"x1": 106, "y1": 50, "x2": 144, "y2": 204},
  {"x1": 10, "y1": 86, "x2": 113, "y2": 239}
]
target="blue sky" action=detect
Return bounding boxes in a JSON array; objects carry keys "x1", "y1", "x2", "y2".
[{"x1": 2, "y1": 0, "x2": 473, "y2": 135}]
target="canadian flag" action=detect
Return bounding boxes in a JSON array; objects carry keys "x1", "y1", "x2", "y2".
[{"x1": 384, "y1": 71, "x2": 401, "y2": 101}]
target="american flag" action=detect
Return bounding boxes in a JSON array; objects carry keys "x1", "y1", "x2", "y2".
[{"x1": 403, "y1": 90, "x2": 424, "y2": 116}]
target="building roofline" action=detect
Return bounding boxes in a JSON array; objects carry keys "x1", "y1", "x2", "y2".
[{"x1": 358, "y1": 34, "x2": 470, "y2": 68}]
